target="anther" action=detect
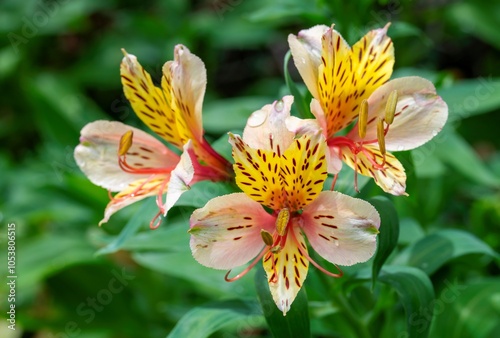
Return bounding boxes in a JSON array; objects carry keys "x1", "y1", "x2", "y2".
[
  {"x1": 275, "y1": 208, "x2": 290, "y2": 236},
  {"x1": 358, "y1": 99, "x2": 368, "y2": 139},
  {"x1": 118, "y1": 130, "x2": 134, "y2": 156},
  {"x1": 271, "y1": 245, "x2": 282, "y2": 254},
  {"x1": 260, "y1": 230, "x2": 274, "y2": 246},
  {"x1": 377, "y1": 119, "x2": 386, "y2": 155},
  {"x1": 384, "y1": 90, "x2": 398, "y2": 124}
]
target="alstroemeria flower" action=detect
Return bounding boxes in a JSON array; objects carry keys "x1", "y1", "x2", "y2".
[
  {"x1": 189, "y1": 98, "x2": 380, "y2": 315},
  {"x1": 287, "y1": 24, "x2": 448, "y2": 195},
  {"x1": 74, "y1": 45, "x2": 232, "y2": 227}
]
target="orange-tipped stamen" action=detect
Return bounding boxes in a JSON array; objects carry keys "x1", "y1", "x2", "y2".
[
  {"x1": 385, "y1": 90, "x2": 398, "y2": 124},
  {"x1": 358, "y1": 99, "x2": 368, "y2": 139}
]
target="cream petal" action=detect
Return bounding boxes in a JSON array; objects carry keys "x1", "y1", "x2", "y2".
[
  {"x1": 349, "y1": 77, "x2": 448, "y2": 151},
  {"x1": 243, "y1": 95, "x2": 295, "y2": 152},
  {"x1": 74, "y1": 120, "x2": 178, "y2": 192},
  {"x1": 288, "y1": 25, "x2": 329, "y2": 99},
  {"x1": 189, "y1": 193, "x2": 276, "y2": 270},
  {"x1": 301, "y1": 191, "x2": 380, "y2": 266},
  {"x1": 167, "y1": 44, "x2": 207, "y2": 143},
  {"x1": 341, "y1": 144, "x2": 407, "y2": 196}
]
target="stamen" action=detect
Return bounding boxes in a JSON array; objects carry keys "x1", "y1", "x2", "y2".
[
  {"x1": 225, "y1": 248, "x2": 267, "y2": 282},
  {"x1": 118, "y1": 130, "x2": 134, "y2": 156},
  {"x1": 384, "y1": 90, "x2": 398, "y2": 124},
  {"x1": 271, "y1": 245, "x2": 282, "y2": 253},
  {"x1": 149, "y1": 210, "x2": 163, "y2": 229},
  {"x1": 376, "y1": 119, "x2": 386, "y2": 155},
  {"x1": 358, "y1": 99, "x2": 368, "y2": 139},
  {"x1": 275, "y1": 208, "x2": 290, "y2": 236},
  {"x1": 261, "y1": 230, "x2": 274, "y2": 246},
  {"x1": 293, "y1": 230, "x2": 343, "y2": 278},
  {"x1": 330, "y1": 173, "x2": 338, "y2": 191}
]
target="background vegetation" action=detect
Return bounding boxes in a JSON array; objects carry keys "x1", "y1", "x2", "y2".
[{"x1": 1, "y1": 0, "x2": 499, "y2": 337}]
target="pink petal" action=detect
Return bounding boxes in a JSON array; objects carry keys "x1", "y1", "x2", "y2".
[
  {"x1": 301, "y1": 191, "x2": 380, "y2": 266},
  {"x1": 163, "y1": 141, "x2": 196, "y2": 214},
  {"x1": 74, "y1": 121, "x2": 179, "y2": 192},
  {"x1": 243, "y1": 95, "x2": 295, "y2": 152},
  {"x1": 349, "y1": 76, "x2": 448, "y2": 151},
  {"x1": 100, "y1": 175, "x2": 169, "y2": 225},
  {"x1": 189, "y1": 193, "x2": 275, "y2": 270}
]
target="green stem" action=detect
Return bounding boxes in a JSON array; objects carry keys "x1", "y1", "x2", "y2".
[{"x1": 331, "y1": 291, "x2": 372, "y2": 338}]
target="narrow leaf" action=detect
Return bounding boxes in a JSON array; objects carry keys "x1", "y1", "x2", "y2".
[
  {"x1": 379, "y1": 266, "x2": 435, "y2": 338},
  {"x1": 167, "y1": 299, "x2": 263, "y2": 338},
  {"x1": 392, "y1": 229, "x2": 499, "y2": 275},
  {"x1": 255, "y1": 266, "x2": 311, "y2": 338},
  {"x1": 439, "y1": 77, "x2": 500, "y2": 121},
  {"x1": 430, "y1": 278, "x2": 500, "y2": 338},
  {"x1": 434, "y1": 128, "x2": 500, "y2": 188},
  {"x1": 96, "y1": 198, "x2": 158, "y2": 255}
]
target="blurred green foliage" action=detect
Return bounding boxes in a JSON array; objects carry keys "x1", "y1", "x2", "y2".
[{"x1": 1, "y1": 0, "x2": 500, "y2": 337}]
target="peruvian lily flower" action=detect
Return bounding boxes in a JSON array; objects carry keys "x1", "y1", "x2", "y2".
[
  {"x1": 74, "y1": 45, "x2": 233, "y2": 227},
  {"x1": 189, "y1": 97, "x2": 380, "y2": 315},
  {"x1": 287, "y1": 24, "x2": 448, "y2": 195}
]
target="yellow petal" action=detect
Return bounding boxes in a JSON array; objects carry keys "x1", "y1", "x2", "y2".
[
  {"x1": 120, "y1": 51, "x2": 183, "y2": 148},
  {"x1": 318, "y1": 25, "x2": 394, "y2": 137},
  {"x1": 280, "y1": 133, "x2": 328, "y2": 211},
  {"x1": 263, "y1": 226, "x2": 309, "y2": 316},
  {"x1": 341, "y1": 144, "x2": 407, "y2": 195},
  {"x1": 229, "y1": 134, "x2": 284, "y2": 210}
]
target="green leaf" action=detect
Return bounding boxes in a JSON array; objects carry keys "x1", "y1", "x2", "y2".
[
  {"x1": 433, "y1": 129, "x2": 500, "y2": 188},
  {"x1": 167, "y1": 299, "x2": 263, "y2": 338},
  {"x1": 16, "y1": 234, "x2": 97, "y2": 295},
  {"x1": 449, "y1": 2, "x2": 500, "y2": 50},
  {"x1": 392, "y1": 229, "x2": 499, "y2": 275},
  {"x1": 439, "y1": 77, "x2": 500, "y2": 121},
  {"x1": 283, "y1": 50, "x2": 311, "y2": 119},
  {"x1": 379, "y1": 266, "x2": 435, "y2": 338},
  {"x1": 176, "y1": 181, "x2": 238, "y2": 208},
  {"x1": 369, "y1": 197, "x2": 399, "y2": 287},
  {"x1": 255, "y1": 266, "x2": 311, "y2": 338},
  {"x1": 203, "y1": 96, "x2": 274, "y2": 134},
  {"x1": 132, "y1": 250, "x2": 256, "y2": 298},
  {"x1": 96, "y1": 198, "x2": 159, "y2": 256},
  {"x1": 430, "y1": 278, "x2": 500, "y2": 338}
]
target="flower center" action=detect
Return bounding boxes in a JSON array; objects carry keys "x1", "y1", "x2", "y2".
[{"x1": 327, "y1": 90, "x2": 399, "y2": 190}]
